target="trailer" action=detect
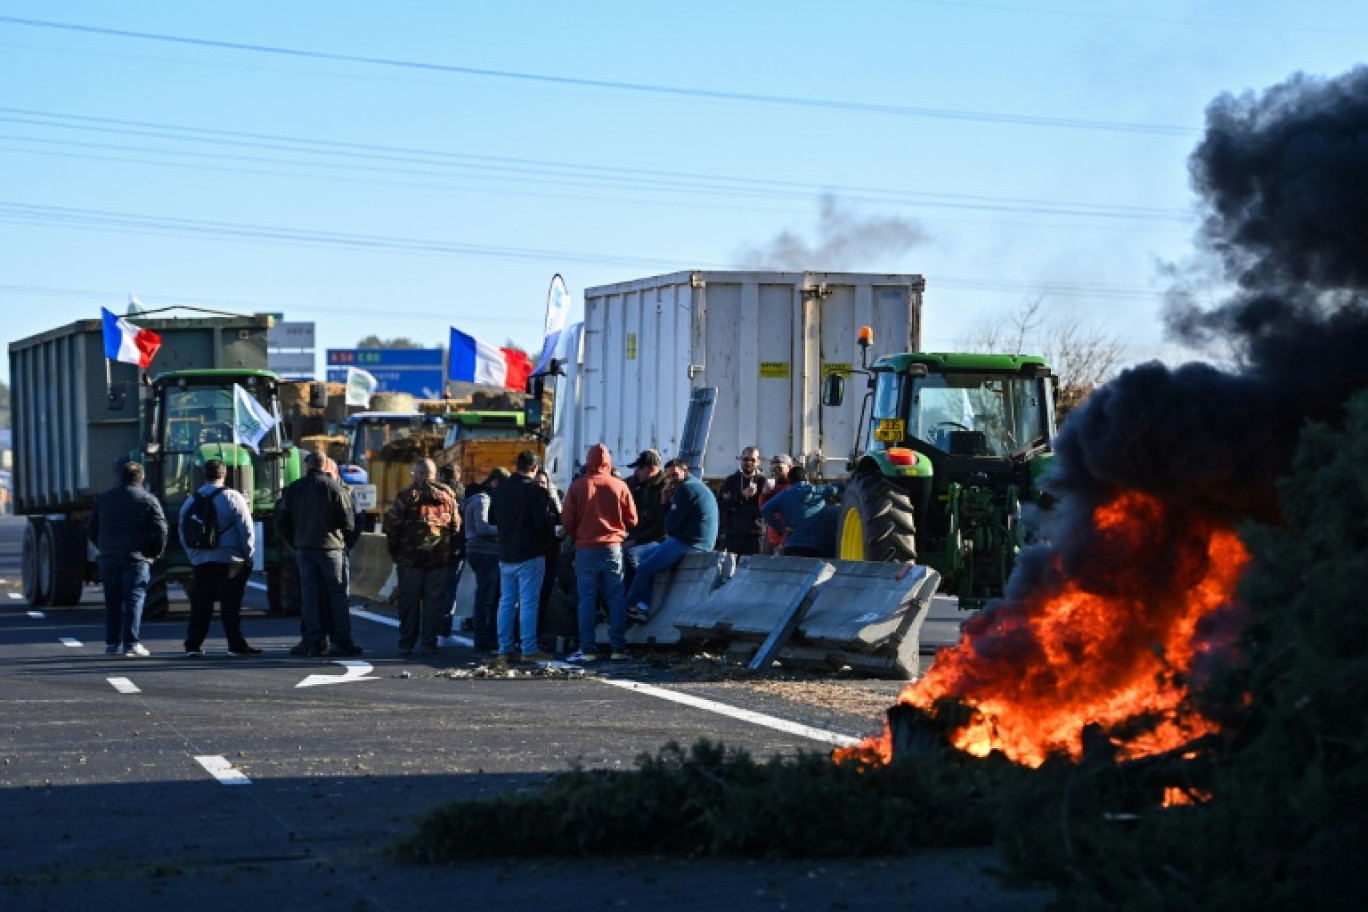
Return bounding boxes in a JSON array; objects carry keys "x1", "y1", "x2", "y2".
[
  {"x1": 8, "y1": 312, "x2": 302, "y2": 613},
  {"x1": 536, "y1": 270, "x2": 924, "y2": 489}
]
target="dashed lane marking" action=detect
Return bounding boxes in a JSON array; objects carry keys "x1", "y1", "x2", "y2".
[
  {"x1": 108, "y1": 677, "x2": 141, "y2": 694},
  {"x1": 28, "y1": 611, "x2": 44, "y2": 619},
  {"x1": 58, "y1": 637, "x2": 82, "y2": 648},
  {"x1": 7, "y1": 592, "x2": 21, "y2": 600},
  {"x1": 195, "y1": 755, "x2": 251, "y2": 785}
]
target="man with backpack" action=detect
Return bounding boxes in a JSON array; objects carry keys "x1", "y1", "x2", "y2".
[{"x1": 178, "y1": 458, "x2": 260, "y2": 657}]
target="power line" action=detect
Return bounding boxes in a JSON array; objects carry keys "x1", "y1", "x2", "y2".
[{"x1": 0, "y1": 15, "x2": 1198, "y2": 137}]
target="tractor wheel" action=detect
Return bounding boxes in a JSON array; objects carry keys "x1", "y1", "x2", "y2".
[
  {"x1": 144, "y1": 561, "x2": 170, "y2": 620},
  {"x1": 22, "y1": 521, "x2": 48, "y2": 606},
  {"x1": 835, "y1": 471, "x2": 918, "y2": 563},
  {"x1": 41, "y1": 520, "x2": 88, "y2": 606},
  {"x1": 267, "y1": 552, "x2": 301, "y2": 614}
]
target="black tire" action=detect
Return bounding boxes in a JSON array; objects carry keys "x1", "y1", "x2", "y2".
[
  {"x1": 22, "y1": 521, "x2": 48, "y2": 606},
  {"x1": 42, "y1": 520, "x2": 88, "y2": 606},
  {"x1": 267, "y1": 551, "x2": 301, "y2": 614},
  {"x1": 144, "y1": 560, "x2": 170, "y2": 620},
  {"x1": 834, "y1": 471, "x2": 918, "y2": 563}
]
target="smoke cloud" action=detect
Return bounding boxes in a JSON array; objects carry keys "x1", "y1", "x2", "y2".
[{"x1": 734, "y1": 194, "x2": 927, "y2": 271}]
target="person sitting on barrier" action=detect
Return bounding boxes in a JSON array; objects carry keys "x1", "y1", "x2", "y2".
[
  {"x1": 622, "y1": 449, "x2": 667, "y2": 590},
  {"x1": 279, "y1": 451, "x2": 359, "y2": 657},
  {"x1": 761, "y1": 466, "x2": 843, "y2": 558},
  {"x1": 463, "y1": 468, "x2": 507, "y2": 655},
  {"x1": 385, "y1": 458, "x2": 462, "y2": 657},
  {"x1": 624, "y1": 458, "x2": 720, "y2": 625},
  {"x1": 560, "y1": 444, "x2": 638, "y2": 664},
  {"x1": 757, "y1": 452, "x2": 794, "y2": 554}
]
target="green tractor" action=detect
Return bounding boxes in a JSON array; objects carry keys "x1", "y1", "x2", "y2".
[{"x1": 822, "y1": 331, "x2": 1058, "y2": 607}]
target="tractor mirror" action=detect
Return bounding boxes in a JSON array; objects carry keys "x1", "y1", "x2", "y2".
[
  {"x1": 309, "y1": 380, "x2": 328, "y2": 408},
  {"x1": 526, "y1": 374, "x2": 545, "y2": 398},
  {"x1": 822, "y1": 372, "x2": 845, "y2": 407}
]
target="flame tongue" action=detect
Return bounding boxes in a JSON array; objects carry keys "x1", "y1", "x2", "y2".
[{"x1": 889, "y1": 492, "x2": 1250, "y2": 768}]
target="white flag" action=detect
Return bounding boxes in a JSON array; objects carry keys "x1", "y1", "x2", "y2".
[
  {"x1": 232, "y1": 384, "x2": 278, "y2": 451},
  {"x1": 345, "y1": 366, "x2": 378, "y2": 407},
  {"x1": 534, "y1": 274, "x2": 571, "y2": 375}
]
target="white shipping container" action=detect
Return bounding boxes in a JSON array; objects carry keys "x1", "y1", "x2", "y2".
[{"x1": 545, "y1": 270, "x2": 923, "y2": 488}]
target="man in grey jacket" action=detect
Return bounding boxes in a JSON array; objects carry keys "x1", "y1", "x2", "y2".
[
  {"x1": 278, "y1": 451, "x2": 359, "y2": 657},
  {"x1": 178, "y1": 458, "x2": 259, "y2": 657}
]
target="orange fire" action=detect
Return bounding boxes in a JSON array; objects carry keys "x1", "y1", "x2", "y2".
[{"x1": 837, "y1": 491, "x2": 1251, "y2": 768}]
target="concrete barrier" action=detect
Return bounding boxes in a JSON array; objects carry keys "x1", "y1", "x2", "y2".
[
  {"x1": 673, "y1": 554, "x2": 834, "y2": 640},
  {"x1": 348, "y1": 532, "x2": 397, "y2": 603},
  {"x1": 616, "y1": 550, "x2": 732, "y2": 646},
  {"x1": 790, "y1": 561, "x2": 940, "y2": 678}
]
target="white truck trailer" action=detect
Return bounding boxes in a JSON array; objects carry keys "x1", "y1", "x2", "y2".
[{"x1": 539, "y1": 270, "x2": 924, "y2": 489}]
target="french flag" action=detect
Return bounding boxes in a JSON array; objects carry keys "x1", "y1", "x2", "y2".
[
  {"x1": 101, "y1": 307, "x2": 162, "y2": 368},
  {"x1": 448, "y1": 327, "x2": 532, "y2": 391}
]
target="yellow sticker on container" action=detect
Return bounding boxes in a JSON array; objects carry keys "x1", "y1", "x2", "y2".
[
  {"x1": 875, "y1": 418, "x2": 905, "y2": 443},
  {"x1": 823, "y1": 363, "x2": 851, "y2": 376},
  {"x1": 759, "y1": 362, "x2": 790, "y2": 378}
]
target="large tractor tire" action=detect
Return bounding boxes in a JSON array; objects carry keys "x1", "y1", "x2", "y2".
[
  {"x1": 22, "y1": 521, "x2": 48, "y2": 606},
  {"x1": 144, "y1": 560, "x2": 170, "y2": 620},
  {"x1": 41, "y1": 520, "x2": 88, "y2": 606},
  {"x1": 835, "y1": 471, "x2": 918, "y2": 563},
  {"x1": 267, "y1": 554, "x2": 302, "y2": 615}
]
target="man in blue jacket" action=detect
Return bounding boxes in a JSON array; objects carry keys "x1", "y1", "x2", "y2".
[
  {"x1": 88, "y1": 460, "x2": 167, "y2": 656},
  {"x1": 760, "y1": 466, "x2": 841, "y2": 558},
  {"x1": 624, "y1": 458, "x2": 719, "y2": 624}
]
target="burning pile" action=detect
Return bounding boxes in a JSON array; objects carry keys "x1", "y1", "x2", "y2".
[{"x1": 841, "y1": 65, "x2": 1368, "y2": 772}]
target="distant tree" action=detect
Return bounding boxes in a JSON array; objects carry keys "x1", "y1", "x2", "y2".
[
  {"x1": 356, "y1": 336, "x2": 423, "y2": 349},
  {"x1": 957, "y1": 297, "x2": 1125, "y2": 421},
  {"x1": 0, "y1": 379, "x2": 9, "y2": 428}
]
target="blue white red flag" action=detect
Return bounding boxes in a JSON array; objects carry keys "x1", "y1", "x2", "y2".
[
  {"x1": 101, "y1": 307, "x2": 162, "y2": 368},
  {"x1": 448, "y1": 328, "x2": 532, "y2": 391}
]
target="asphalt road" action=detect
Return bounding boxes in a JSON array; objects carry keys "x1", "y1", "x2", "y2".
[{"x1": 0, "y1": 514, "x2": 1048, "y2": 911}]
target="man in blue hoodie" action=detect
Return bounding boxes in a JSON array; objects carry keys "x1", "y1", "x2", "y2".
[
  {"x1": 760, "y1": 466, "x2": 841, "y2": 558},
  {"x1": 624, "y1": 458, "x2": 718, "y2": 624}
]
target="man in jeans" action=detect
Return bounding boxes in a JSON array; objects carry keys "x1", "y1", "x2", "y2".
[
  {"x1": 87, "y1": 460, "x2": 167, "y2": 657},
  {"x1": 488, "y1": 450, "x2": 556, "y2": 662},
  {"x1": 624, "y1": 458, "x2": 719, "y2": 624},
  {"x1": 559, "y1": 444, "x2": 638, "y2": 664},
  {"x1": 463, "y1": 468, "x2": 507, "y2": 655}
]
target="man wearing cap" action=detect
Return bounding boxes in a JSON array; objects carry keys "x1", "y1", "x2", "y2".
[
  {"x1": 717, "y1": 445, "x2": 766, "y2": 556},
  {"x1": 758, "y1": 453, "x2": 794, "y2": 554},
  {"x1": 624, "y1": 458, "x2": 719, "y2": 625},
  {"x1": 623, "y1": 448, "x2": 667, "y2": 587}
]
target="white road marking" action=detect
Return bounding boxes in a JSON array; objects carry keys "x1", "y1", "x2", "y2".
[
  {"x1": 296, "y1": 659, "x2": 380, "y2": 689},
  {"x1": 59, "y1": 637, "x2": 82, "y2": 648},
  {"x1": 28, "y1": 611, "x2": 44, "y2": 619},
  {"x1": 108, "y1": 677, "x2": 141, "y2": 694},
  {"x1": 349, "y1": 601, "x2": 859, "y2": 747},
  {"x1": 597, "y1": 679, "x2": 862, "y2": 749},
  {"x1": 195, "y1": 755, "x2": 251, "y2": 785},
  {"x1": 7, "y1": 592, "x2": 21, "y2": 599}
]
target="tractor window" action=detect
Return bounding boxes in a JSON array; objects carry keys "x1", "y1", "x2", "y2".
[
  {"x1": 910, "y1": 373, "x2": 1050, "y2": 456},
  {"x1": 160, "y1": 384, "x2": 283, "y2": 508}
]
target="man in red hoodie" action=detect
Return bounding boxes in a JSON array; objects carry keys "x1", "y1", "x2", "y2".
[{"x1": 559, "y1": 444, "x2": 639, "y2": 664}]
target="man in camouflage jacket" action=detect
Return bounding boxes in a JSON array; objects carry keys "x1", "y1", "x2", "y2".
[{"x1": 384, "y1": 458, "x2": 462, "y2": 655}]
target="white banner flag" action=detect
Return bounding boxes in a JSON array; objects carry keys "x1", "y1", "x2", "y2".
[
  {"x1": 232, "y1": 383, "x2": 278, "y2": 451},
  {"x1": 345, "y1": 366, "x2": 378, "y2": 407},
  {"x1": 534, "y1": 274, "x2": 571, "y2": 375}
]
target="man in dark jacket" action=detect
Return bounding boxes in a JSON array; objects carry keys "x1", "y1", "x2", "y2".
[
  {"x1": 278, "y1": 451, "x2": 358, "y2": 657},
  {"x1": 717, "y1": 446, "x2": 766, "y2": 555},
  {"x1": 622, "y1": 449, "x2": 666, "y2": 590},
  {"x1": 624, "y1": 458, "x2": 719, "y2": 624},
  {"x1": 385, "y1": 458, "x2": 462, "y2": 656},
  {"x1": 87, "y1": 461, "x2": 167, "y2": 657},
  {"x1": 488, "y1": 449, "x2": 556, "y2": 661}
]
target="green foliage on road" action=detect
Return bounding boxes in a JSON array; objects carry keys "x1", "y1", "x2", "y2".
[{"x1": 396, "y1": 738, "x2": 1021, "y2": 860}]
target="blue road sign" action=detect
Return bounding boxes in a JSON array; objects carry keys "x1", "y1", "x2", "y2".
[{"x1": 326, "y1": 349, "x2": 445, "y2": 399}]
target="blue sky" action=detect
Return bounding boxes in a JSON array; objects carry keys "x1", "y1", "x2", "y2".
[{"x1": 2, "y1": 1, "x2": 1365, "y2": 385}]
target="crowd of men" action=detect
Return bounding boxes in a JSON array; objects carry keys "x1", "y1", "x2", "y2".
[{"x1": 86, "y1": 443, "x2": 840, "y2": 663}]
